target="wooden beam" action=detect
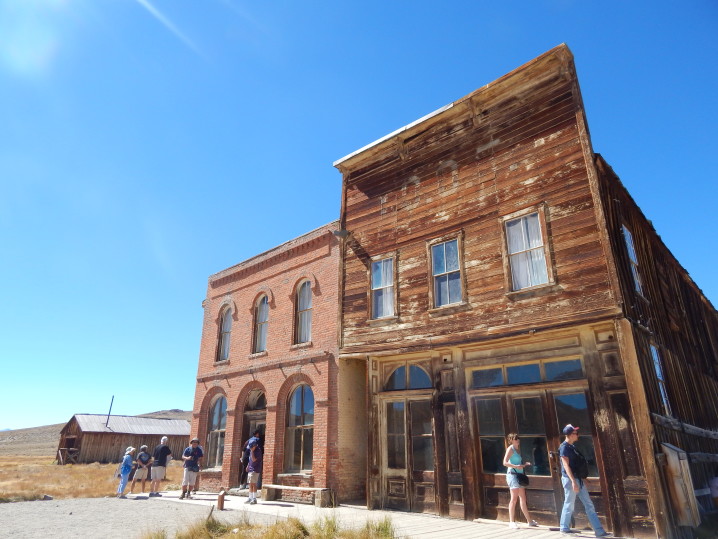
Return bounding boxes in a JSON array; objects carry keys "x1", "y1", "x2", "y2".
[{"x1": 651, "y1": 413, "x2": 718, "y2": 440}]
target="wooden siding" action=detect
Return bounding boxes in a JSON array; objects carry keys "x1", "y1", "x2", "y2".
[{"x1": 339, "y1": 49, "x2": 618, "y2": 354}]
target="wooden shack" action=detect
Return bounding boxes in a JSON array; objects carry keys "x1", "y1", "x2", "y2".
[
  {"x1": 333, "y1": 44, "x2": 718, "y2": 538},
  {"x1": 57, "y1": 414, "x2": 190, "y2": 464}
]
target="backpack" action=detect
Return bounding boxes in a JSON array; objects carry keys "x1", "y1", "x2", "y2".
[{"x1": 574, "y1": 446, "x2": 589, "y2": 479}]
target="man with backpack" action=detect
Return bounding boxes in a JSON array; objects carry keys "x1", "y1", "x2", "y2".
[{"x1": 559, "y1": 424, "x2": 610, "y2": 537}]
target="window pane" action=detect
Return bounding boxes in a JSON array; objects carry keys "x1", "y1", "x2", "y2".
[
  {"x1": 285, "y1": 428, "x2": 301, "y2": 471},
  {"x1": 476, "y1": 398, "x2": 504, "y2": 435},
  {"x1": 514, "y1": 397, "x2": 545, "y2": 434},
  {"x1": 255, "y1": 323, "x2": 266, "y2": 352},
  {"x1": 432, "y1": 243, "x2": 446, "y2": 275},
  {"x1": 302, "y1": 428, "x2": 313, "y2": 470},
  {"x1": 445, "y1": 240, "x2": 459, "y2": 272},
  {"x1": 372, "y1": 260, "x2": 384, "y2": 289},
  {"x1": 410, "y1": 401, "x2": 432, "y2": 435},
  {"x1": 298, "y1": 310, "x2": 311, "y2": 343},
  {"x1": 288, "y1": 389, "x2": 302, "y2": 427},
  {"x1": 388, "y1": 434, "x2": 406, "y2": 469},
  {"x1": 510, "y1": 252, "x2": 530, "y2": 290},
  {"x1": 408, "y1": 366, "x2": 432, "y2": 389},
  {"x1": 507, "y1": 364, "x2": 541, "y2": 385},
  {"x1": 386, "y1": 366, "x2": 406, "y2": 390},
  {"x1": 447, "y1": 270, "x2": 462, "y2": 304},
  {"x1": 257, "y1": 296, "x2": 268, "y2": 322},
  {"x1": 302, "y1": 386, "x2": 314, "y2": 425},
  {"x1": 373, "y1": 287, "x2": 395, "y2": 319},
  {"x1": 472, "y1": 368, "x2": 504, "y2": 388},
  {"x1": 386, "y1": 401, "x2": 405, "y2": 435},
  {"x1": 480, "y1": 437, "x2": 506, "y2": 473},
  {"x1": 298, "y1": 281, "x2": 312, "y2": 310},
  {"x1": 216, "y1": 431, "x2": 225, "y2": 466},
  {"x1": 545, "y1": 359, "x2": 584, "y2": 381},
  {"x1": 527, "y1": 248, "x2": 549, "y2": 286},
  {"x1": 554, "y1": 392, "x2": 598, "y2": 477},
  {"x1": 412, "y1": 436, "x2": 434, "y2": 471},
  {"x1": 435, "y1": 274, "x2": 449, "y2": 307},
  {"x1": 525, "y1": 213, "x2": 543, "y2": 249},
  {"x1": 506, "y1": 218, "x2": 526, "y2": 254},
  {"x1": 525, "y1": 436, "x2": 550, "y2": 476}
]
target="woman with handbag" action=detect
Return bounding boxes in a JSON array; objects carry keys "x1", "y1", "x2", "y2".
[{"x1": 503, "y1": 433, "x2": 538, "y2": 529}]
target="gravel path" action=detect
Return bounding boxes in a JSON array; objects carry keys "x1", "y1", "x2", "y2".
[{"x1": 0, "y1": 496, "x2": 274, "y2": 538}]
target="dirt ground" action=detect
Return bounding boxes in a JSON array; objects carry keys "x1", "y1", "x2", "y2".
[{"x1": 0, "y1": 495, "x2": 275, "y2": 539}]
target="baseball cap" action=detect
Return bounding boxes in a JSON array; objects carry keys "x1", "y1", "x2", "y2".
[{"x1": 563, "y1": 424, "x2": 580, "y2": 435}]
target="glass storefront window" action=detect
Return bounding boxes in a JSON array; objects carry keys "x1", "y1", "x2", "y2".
[
  {"x1": 507, "y1": 363, "x2": 541, "y2": 385},
  {"x1": 545, "y1": 359, "x2": 584, "y2": 381},
  {"x1": 472, "y1": 368, "x2": 503, "y2": 388},
  {"x1": 554, "y1": 392, "x2": 599, "y2": 477}
]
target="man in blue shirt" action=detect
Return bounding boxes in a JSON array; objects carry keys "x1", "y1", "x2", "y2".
[
  {"x1": 245, "y1": 434, "x2": 263, "y2": 505},
  {"x1": 180, "y1": 438, "x2": 203, "y2": 500},
  {"x1": 559, "y1": 424, "x2": 610, "y2": 537}
]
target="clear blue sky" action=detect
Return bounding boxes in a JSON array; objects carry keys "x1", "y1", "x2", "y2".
[{"x1": 1, "y1": 1, "x2": 716, "y2": 430}]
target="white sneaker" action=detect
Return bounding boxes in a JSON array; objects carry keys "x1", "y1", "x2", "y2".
[{"x1": 509, "y1": 522, "x2": 520, "y2": 529}]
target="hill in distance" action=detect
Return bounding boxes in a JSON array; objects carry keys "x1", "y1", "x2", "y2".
[{"x1": 0, "y1": 410, "x2": 192, "y2": 458}]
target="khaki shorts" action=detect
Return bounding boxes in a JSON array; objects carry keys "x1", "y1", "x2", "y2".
[
  {"x1": 182, "y1": 468, "x2": 198, "y2": 487},
  {"x1": 151, "y1": 466, "x2": 166, "y2": 481},
  {"x1": 134, "y1": 467, "x2": 149, "y2": 480},
  {"x1": 247, "y1": 471, "x2": 260, "y2": 485}
]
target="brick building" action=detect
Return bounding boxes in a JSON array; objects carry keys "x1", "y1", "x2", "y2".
[{"x1": 190, "y1": 221, "x2": 366, "y2": 502}]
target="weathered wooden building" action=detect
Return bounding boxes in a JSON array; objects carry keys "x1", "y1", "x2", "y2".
[
  {"x1": 57, "y1": 414, "x2": 190, "y2": 464},
  {"x1": 333, "y1": 44, "x2": 718, "y2": 538}
]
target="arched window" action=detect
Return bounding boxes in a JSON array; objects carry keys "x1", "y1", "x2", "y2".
[
  {"x1": 385, "y1": 365, "x2": 432, "y2": 391},
  {"x1": 216, "y1": 308, "x2": 232, "y2": 362},
  {"x1": 295, "y1": 281, "x2": 312, "y2": 344},
  {"x1": 285, "y1": 384, "x2": 314, "y2": 471},
  {"x1": 253, "y1": 295, "x2": 269, "y2": 353},
  {"x1": 206, "y1": 396, "x2": 227, "y2": 468}
]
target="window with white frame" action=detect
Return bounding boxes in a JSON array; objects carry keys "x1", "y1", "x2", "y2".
[
  {"x1": 622, "y1": 225, "x2": 644, "y2": 295},
  {"x1": 295, "y1": 281, "x2": 312, "y2": 344},
  {"x1": 285, "y1": 384, "x2": 314, "y2": 471},
  {"x1": 505, "y1": 212, "x2": 549, "y2": 290},
  {"x1": 206, "y1": 396, "x2": 227, "y2": 468},
  {"x1": 253, "y1": 295, "x2": 269, "y2": 353},
  {"x1": 216, "y1": 307, "x2": 232, "y2": 362},
  {"x1": 650, "y1": 345, "x2": 672, "y2": 417},
  {"x1": 371, "y1": 258, "x2": 395, "y2": 318},
  {"x1": 431, "y1": 239, "x2": 462, "y2": 307}
]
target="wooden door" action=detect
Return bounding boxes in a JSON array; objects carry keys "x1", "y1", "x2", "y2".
[{"x1": 382, "y1": 397, "x2": 437, "y2": 514}]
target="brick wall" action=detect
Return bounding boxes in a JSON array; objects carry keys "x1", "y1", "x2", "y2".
[{"x1": 191, "y1": 222, "x2": 358, "y2": 499}]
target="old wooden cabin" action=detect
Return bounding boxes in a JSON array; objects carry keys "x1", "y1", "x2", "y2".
[
  {"x1": 333, "y1": 44, "x2": 718, "y2": 538},
  {"x1": 57, "y1": 414, "x2": 190, "y2": 464}
]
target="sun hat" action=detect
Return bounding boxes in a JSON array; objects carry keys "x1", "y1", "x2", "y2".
[{"x1": 125, "y1": 446, "x2": 135, "y2": 454}]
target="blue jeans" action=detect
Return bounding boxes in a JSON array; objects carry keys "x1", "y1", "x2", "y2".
[
  {"x1": 560, "y1": 476, "x2": 605, "y2": 534},
  {"x1": 117, "y1": 473, "x2": 130, "y2": 495}
]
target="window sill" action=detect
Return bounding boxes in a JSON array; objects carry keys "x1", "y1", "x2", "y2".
[
  {"x1": 290, "y1": 342, "x2": 313, "y2": 350},
  {"x1": 506, "y1": 283, "x2": 561, "y2": 300},
  {"x1": 368, "y1": 316, "x2": 399, "y2": 327},
  {"x1": 214, "y1": 359, "x2": 230, "y2": 366},
  {"x1": 428, "y1": 302, "x2": 470, "y2": 317},
  {"x1": 249, "y1": 351, "x2": 268, "y2": 360}
]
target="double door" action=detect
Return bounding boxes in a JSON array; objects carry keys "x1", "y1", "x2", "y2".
[{"x1": 474, "y1": 389, "x2": 604, "y2": 526}]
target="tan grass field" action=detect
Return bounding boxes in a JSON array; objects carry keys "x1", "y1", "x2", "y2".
[{"x1": 0, "y1": 455, "x2": 184, "y2": 501}]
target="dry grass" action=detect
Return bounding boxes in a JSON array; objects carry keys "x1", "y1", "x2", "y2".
[
  {"x1": 0, "y1": 456, "x2": 183, "y2": 502},
  {"x1": 141, "y1": 515, "x2": 397, "y2": 539}
]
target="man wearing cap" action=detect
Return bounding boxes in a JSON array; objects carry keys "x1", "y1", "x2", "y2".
[
  {"x1": 130, "y1": 444, "x2": 151, "y2": 494},
  {"x1": 559, "y1": 424, "x2": 610, "y2": 537},
  {"x1": 179, "y1": 438, "x2": 203, "y2": 500},
  {"x1": 150, "y1": 436, "x2": 172, "y2": 497},
  {"x1": 245, "y1": 434, "x2": 263, "y2": 504}
]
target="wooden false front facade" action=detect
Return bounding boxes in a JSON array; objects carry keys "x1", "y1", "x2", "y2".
[{"x1": 335, "y1": 44, "x2": 718, "y2": 538}]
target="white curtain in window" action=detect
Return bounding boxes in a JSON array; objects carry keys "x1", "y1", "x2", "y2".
[
  {"x1": 372, "y1": 258, "x2": 394, "y2": 318},
  {"x1": 507, "y1": 214, "x2": 548, "y2": 290},
  {"x1": 255, "y1": 296, "x2": 268, "y2": 352}
]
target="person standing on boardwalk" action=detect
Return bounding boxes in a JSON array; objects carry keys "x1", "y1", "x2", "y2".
[
  {"x1": 179, "y1": 438, "x2": 203, "y2": 500},
  {"x1": 129, "y1": 445, "x2": 151, "y2": 494},
  {"x1": 502, "y1": 433, "x2": 538, "y2": 529},
  {"x1": 245, "y1": 435, "x2": 263, "y2": 505},
  {"x1": 149, "y1": 436, "x2": 172, "y2": 497},
  {"x1": 116, "y1": 446, "x2": 135, "y2": 498},
  {"x1": 559, "y1": 424, "x2": 610, "y2": 537}
]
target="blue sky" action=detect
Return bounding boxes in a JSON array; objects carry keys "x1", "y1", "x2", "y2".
[{"x1": 1, "y1": 1, "x2": 716, "y2": 431}]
